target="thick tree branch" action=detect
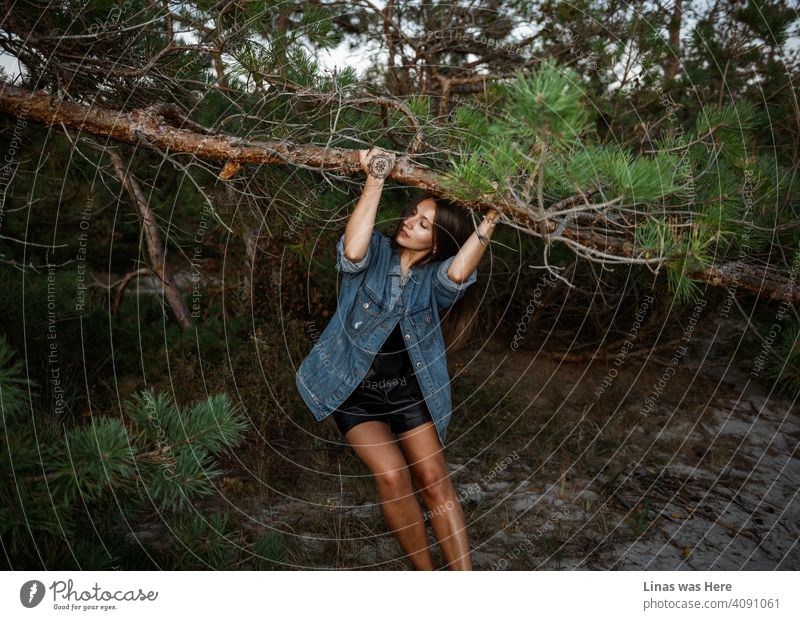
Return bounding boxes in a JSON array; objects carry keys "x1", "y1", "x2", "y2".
[{"x1": 1, "y1": 82, "x2": 797, "y2": 304}]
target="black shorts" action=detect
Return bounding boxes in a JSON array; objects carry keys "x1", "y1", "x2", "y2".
[{"x1": 332, "y1": 324, "x2": 433, "y2": 437}]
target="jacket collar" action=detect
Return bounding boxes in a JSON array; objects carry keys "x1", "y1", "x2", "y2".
[{"x1": 389, "y1": 249, "x2": 423, "y2": 284}]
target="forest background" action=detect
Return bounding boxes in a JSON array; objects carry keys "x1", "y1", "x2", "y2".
[{"x1": 0, "y1": 0, "x2": 798, "y2": 569}]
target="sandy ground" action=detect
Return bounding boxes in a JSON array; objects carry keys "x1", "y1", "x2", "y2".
[
  {"x1": 264, "y1": 330, "x2": 799, "y2": 570},
  {"x1": 126, "y1": 326, "x2": 799, "y2": 570}
]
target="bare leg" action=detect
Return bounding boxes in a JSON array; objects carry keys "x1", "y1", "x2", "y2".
[
  {"x1": 343, "y1": 420, "x2": 435, "y2": 570},
  {"x1": 398, "y1": 421, "x2": 472, "y2": 570}
]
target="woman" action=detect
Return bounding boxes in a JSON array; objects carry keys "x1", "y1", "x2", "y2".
[{"x1": 295, "y1": 146, "x2": 499, "y2": 570}]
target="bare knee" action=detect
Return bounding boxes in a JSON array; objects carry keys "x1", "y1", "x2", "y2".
[
  {"x1": 414, "y1": 465, "x2": 452, "y2": 505},
  {"x1": 374, "y1": 467, "x2": 413, "y2": 499}
]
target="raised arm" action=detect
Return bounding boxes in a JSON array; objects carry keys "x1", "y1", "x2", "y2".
[
  {"x1": 444, "y1": 208, "x2": 500, "y2": 284},
  {"x1": 342, "y1": 146, "x2": 396, "y2": 263}
]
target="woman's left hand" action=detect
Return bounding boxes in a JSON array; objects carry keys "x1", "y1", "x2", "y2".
[{"x1": 484, "y1": 208, "x2": 501, "y2": 223}]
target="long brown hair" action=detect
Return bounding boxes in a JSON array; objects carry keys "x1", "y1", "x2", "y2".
[{"x1": 389, "y1": 192, "x2": 479, "y2": 352}]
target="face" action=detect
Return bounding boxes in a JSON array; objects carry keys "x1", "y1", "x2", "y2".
[{"x1": 396, "y1": 198, "x2": 436, "y2": 251}]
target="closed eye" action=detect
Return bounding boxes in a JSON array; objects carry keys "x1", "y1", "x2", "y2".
[{"x1": 412, "y1": 208, "x2": 428, "y2": 229}]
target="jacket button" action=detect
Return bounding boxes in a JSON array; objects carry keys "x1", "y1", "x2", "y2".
[
  {"x1": 405, "y1": 334, "x2": 411, "y2": 340},
  {"x1": 363, "y1": 302, "x2": 370, "y2": 308},
  {"x1": 416, "y1": 362, "x2": 422, "y2": 368}
]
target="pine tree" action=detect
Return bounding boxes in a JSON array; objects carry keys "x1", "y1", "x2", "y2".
[
  {"x1": 438, "y1": 59, "x2": 797, "y2": 306},
  {"x1": 0, "y1": 335, "x2": 283, "y2": 569}
]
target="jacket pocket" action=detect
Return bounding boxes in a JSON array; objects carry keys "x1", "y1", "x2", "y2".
[
  {"x1": 408, "y1": 306, "x2": 433, "y2": 325},
  {"x1": 346, "y1": 287, "x2": 383, "y2": 334},
  {"x1": 408, "y1": 306, "x2": 433, "y2": 339},
  {"x1": 409, "y1": 306, "x2": 447, "y2": 369}
]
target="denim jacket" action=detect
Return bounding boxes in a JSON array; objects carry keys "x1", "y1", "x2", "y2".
[{"x1": 295, "y1": 229, "x2": 478, "y2": 448}]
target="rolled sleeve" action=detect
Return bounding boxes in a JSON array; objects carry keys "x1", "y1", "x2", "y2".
[
  {"x1": 336, "y1": 230, "x2": 381, "y2": 273},
  {"x1": 336, "y1": 230, "x2": 381, "y2": 274},
  {"x1": 432, "y1": 255, "x2": 478, "y2": 309}
]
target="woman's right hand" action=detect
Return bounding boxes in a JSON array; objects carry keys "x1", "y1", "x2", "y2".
[{"x1": 359, "y1": 147, "x2": 396, "y2": 181}]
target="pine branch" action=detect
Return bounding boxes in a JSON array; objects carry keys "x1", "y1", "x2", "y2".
[{"x1": 1, "y1": 82, "x2": 797, "y2": 304}]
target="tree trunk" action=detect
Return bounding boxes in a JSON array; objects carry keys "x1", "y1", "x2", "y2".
[{"x1": 664, "y1": 1, "x2": 683, "y2": 83}]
